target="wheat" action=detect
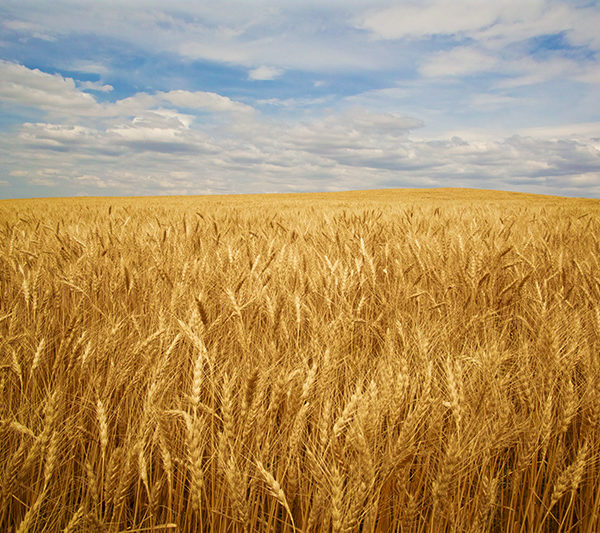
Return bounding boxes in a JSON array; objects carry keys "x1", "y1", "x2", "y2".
[
  {"x1": 96, "y1": 398, "x2": 109, "y2": 460},
  {"x1": 444, "y1": 356, "x2": 463, "y2": 432},
  {"x1": 16, "y1": 485, "x2": 48, "y2": 533},
  {"x1": 30, "y1": 338, "x2": 45, "y2": 377},
  {"x1": 62, "y1": 505, "x2": 84, "y2": 533},
  {"x1": 559, "y1": 378, "x2": 577, "y2": 435},
  {"x1": 187, "y1": 414, "x2": 205, "y2": 514},
  {"x1": 330, "y1": 462, "x2": 344, "y2": 533},
  {"x1": 85, "y1": 459, "x2": 99, "y2": 507},
  {"x1": 188, "y1": 338, "x2": 207, "y2": 413},
  {"x1": 44, "y1": 430, "x2": 59, "y2": 486},
  {"x1": 432, "y1": 432, "x2": 461, "y2": 517},
  {"x1": 256, "y1": 460, "x2": 296, "y2": 531},
  {"x1": 2, "y1": 189, "x2": 599, "y2": 532},
  {"x1": 333, "y1": 385, "x2": 362, "y2": 440},
  {"x1": 224, "y1": 453, "x2": 249, "y2": 525}
]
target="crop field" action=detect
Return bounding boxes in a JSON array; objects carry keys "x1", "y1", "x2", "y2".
[{"x1": 1, "y1": 188, "x2": 600, "y2": 532}]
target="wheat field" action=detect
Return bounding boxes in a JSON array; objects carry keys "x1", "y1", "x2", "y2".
[{"x1": 1, "y1": 188, "x2": 600, "y2": 532}]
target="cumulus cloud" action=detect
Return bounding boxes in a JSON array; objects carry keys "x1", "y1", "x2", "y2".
[
  {"x1": 2, "y1": 56, "x2": 598, "y2": 197},
  {"x1": 0, "y1": 60, "x2": 98, "y2": 114},
  {"x1": 0, "y1": 61, "x2": 255, "y2": 122},
  {"x1": 4, "y1": 98, "x2": 599, "y2": 198},
  {"x1": 19, "y1": 123, "x2": 98, "y2": 149}
]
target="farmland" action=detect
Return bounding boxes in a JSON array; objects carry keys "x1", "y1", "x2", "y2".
[{"x1": 1, "y1": 188, "x2": 600, "y2": 532}]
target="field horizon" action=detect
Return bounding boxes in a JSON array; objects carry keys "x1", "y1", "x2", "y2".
[{"x1": 3, "y1": 186, "x2": 600, "y2": 205}]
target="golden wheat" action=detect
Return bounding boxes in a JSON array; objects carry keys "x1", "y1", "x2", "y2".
[{"x1": 1, "y1": 188, "x2": 599, "y2": 531}]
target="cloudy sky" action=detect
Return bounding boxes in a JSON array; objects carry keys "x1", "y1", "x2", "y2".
[{"x1": 1, "y1": 0, "x2": 600, "y2": 199}]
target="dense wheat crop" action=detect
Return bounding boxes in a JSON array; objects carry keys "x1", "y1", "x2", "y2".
[{"x1": 1, "y1": 188, "x2": 600, "y2": 532}]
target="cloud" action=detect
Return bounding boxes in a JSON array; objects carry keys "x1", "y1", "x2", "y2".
[
  {"x1": 288, "y1": 108, "x2": 423, "y2": 151},
  {"x1": 2, "y1": 3, "x2": 600, "y2": 198},
  {"x1": 0, "y1": 61, "x2": 255, "y2": 121},
  {"x1": 494, "y1": 56, "x2": 580, "y2": 88},
  {"x1": 248, "y1": 66, "x2": 284, "y2": 80},
  {"x1": 0, "y1": 60, "x2": 98, "y2": 114},
  {"x1": 357, "y1": 0, "x2": 599, "y2": 53},
  {"x1": 69, "y1": 61, "x2": 110, "y2": 75},
  {"x1": 470, "y1": 93, "x2": 520, "y2": 110},
  {"x1": 160, "y1": 90, "x2": 255, "y2": 114},
  {"x1": 256, "y1": 96, "x2": 331, "y2": 109},
  {"x1": 19, "y1": 123, "x2": 98, "y2": 148},
  {"x1": 79, "y1": 80, "x2": 113, "y2": 92},
  {"x1": 420, "y1": 46, "x2": 497, "y2": 77},
  {"x1": 2, "y1": 2, "x2": 598, "y2": 85},
  {"x1": 358, "y1": 0, "x2": 506, "y2": 40},
  {"x1": 517, "y1": 122, "x2": 600, "y2": 140},
  {"x1": 0, "y1": 2, "x2": 398, "y2": 73},
  {"x1": 2, "y1": 18, "x2": 56, "y2": 41},
  {"x1": 4, "y1": 98, "x2": 599, "y2": 198},
  {"x1": 576, "y1": 63, "x2": 600, "y2": 85}
]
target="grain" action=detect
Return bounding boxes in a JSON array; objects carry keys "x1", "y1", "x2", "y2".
[{"x1": 1, "y1": 189, "x2": 599, "y2": 532}]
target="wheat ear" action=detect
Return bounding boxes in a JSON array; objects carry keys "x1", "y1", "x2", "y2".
[{"x1": 256, "y1": 460, "x2": 296, "y2": 532}]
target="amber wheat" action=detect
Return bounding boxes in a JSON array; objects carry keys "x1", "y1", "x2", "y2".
[{"x1": 1, "y1": 188, "x2": 599, "y2": 532}]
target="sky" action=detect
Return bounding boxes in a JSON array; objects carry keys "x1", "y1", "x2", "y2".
[{"x1": 1, "y1": 0, "x2": 600, "y2": 199}]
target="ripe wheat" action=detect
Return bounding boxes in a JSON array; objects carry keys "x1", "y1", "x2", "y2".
[{"x1": 1, "y1": 188, "x2": 599, "y2": 531}]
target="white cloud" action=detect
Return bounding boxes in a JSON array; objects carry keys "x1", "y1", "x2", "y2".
[
  {"x1": 357, "y1": 0, "x2": 599, "y2": 53},
  {"x1": 79, "y1": 80, "x2": 113, "y2": 92},
  {"x1": 2, "y1": 1, "x2": 598, "y2": 81},
  {"x1": 474, "y1": 2, "x2": 600, "y2": 50},
  {"x1": 5, "y1": 100, "x2": 598, "y2": 198},
  {"x1": 256, "y1": 96, "x2": 331, "y2": 108},
  {"x1": 248, "y1": 66, "x2": 284, "y2": 80},
  {"x1": 495, "y1": 56, "x2": 580, "y2": 88},
  {"x1": 19, "y1": 123, "x2": 97, "y2": 145},
  {"x1": 574, "y1": 62, "x2": 600, "y2": 86},
  {"x1": 471, "y1": 93, "x2": 520, "y2": 109},
  {"x1": 517, "y1": 122, "x2": 600, "y2": 140},
  {"x1": 2, "y1": 4, "x2": 600, "y2": 198},
  {"x1": 358, "y1": 0, "x2": 508, "y2": 40},
  {"x1": 131, "y1": 109, "x2": 194, "y2": 129},
  {"x1": 108, "y1": 126, "x2": 182, "y2": 143},
  {"x1": 0, "y1": 61, "x2": 256, "y2": 121},
  {"x1": 0, "y1": 2, "x2": 397, "y2": 73},
  {"x1": 30, "y1": 177, "x2": 59, "y2": 187},
  {"x1": 420, "y1": 46, "x2": 497, "y2": 77},
  {"x1": 161, "y1": 90, "x2": 255, "y2": 114},
  {"x1": 2, "y1": 19, "x2": 56, "y2": 41},
  {"x1": 69, "y1": 61, "x2": 110, "y2": 75},
  {"x1": 0, "y1": 60, "x2": 98, "y2": 114}
]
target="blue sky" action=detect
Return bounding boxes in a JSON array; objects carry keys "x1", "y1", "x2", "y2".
[{"x1": 1, "y1": 0, "x2": 599, "y2": 199}]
